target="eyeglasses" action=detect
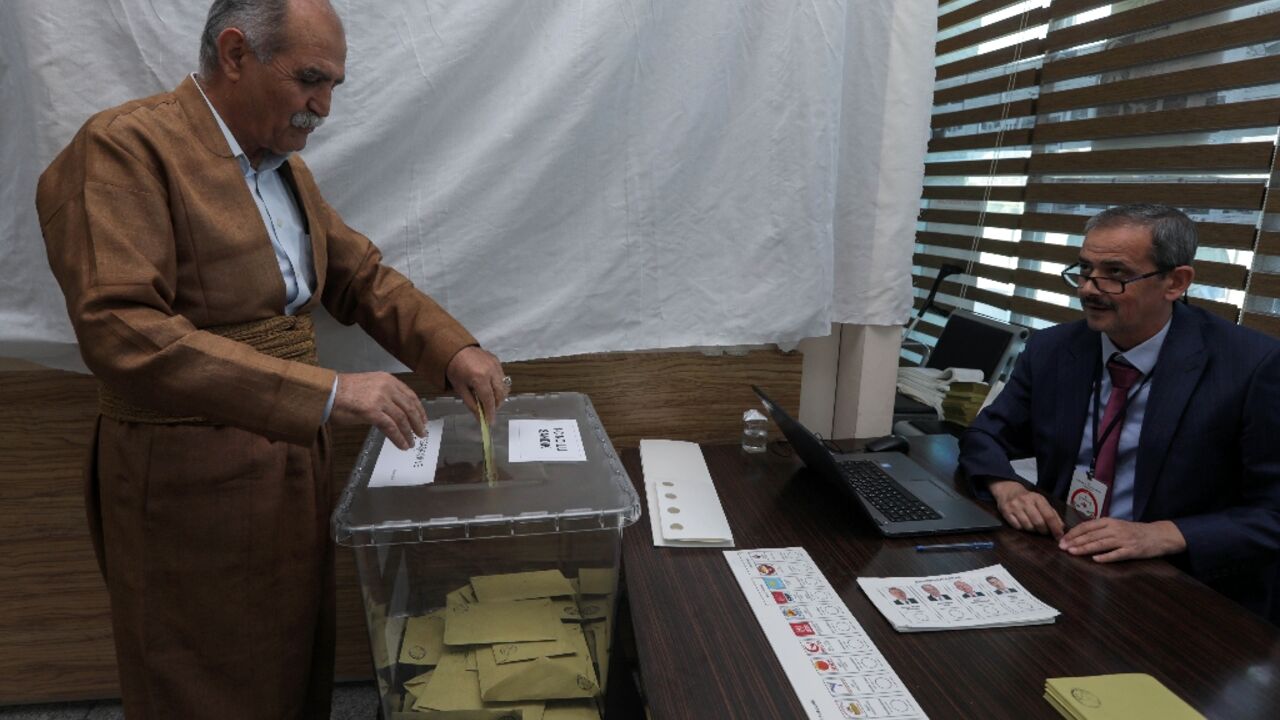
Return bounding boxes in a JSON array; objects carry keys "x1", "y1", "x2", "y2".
[{"x1": 1060, "y1": 263, "x2": 1166, "y2": 294}]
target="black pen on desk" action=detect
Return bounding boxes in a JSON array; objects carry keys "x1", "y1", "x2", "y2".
[{"x1": 914, "y1": 541, "x2": 995, "y2": 553}]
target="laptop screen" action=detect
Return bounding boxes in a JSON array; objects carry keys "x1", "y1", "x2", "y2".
[{"x1": 751, "y1": 385, "x2": 842, "y2": 479}]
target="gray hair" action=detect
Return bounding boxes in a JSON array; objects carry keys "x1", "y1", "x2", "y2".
[
  {"x1": 199, "y1": 0, "x2": 292, "y2": 77},
  {"x1": 1084, "y1": 203, "x2": 1198, "y2": 270}
]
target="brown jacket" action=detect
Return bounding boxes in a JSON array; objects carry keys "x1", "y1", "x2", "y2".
[{"x1": 36, "y1": 76, "x2": 475, "y2": 445}]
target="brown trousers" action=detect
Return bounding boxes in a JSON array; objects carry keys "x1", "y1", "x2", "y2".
[{"x1": 87, "y1": 417, "x2": 335, "y2": 719}]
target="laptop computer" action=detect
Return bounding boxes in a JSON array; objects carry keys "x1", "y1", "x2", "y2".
[{"x1": 753, "y1": 385, "x2": 1000, "y2": 537}]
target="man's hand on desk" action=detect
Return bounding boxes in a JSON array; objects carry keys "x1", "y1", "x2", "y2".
[
  {"x1": 989, "y1": 479, "x2": 1065, "y2": 539},
  {"x1": 446, "y1": 346, "x2": 507, "y2": 426},
  {"x1": 1059, "y1": 518, "x2": 1187, "y2": 562},
  {"x1": 331, "y1": 372, "x2": 427, "y2": 450}
]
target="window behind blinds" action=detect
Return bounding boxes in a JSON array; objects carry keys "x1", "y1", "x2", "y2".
[{"x1": 911, "y1": 0, "x2": 1280, "y2": 362}]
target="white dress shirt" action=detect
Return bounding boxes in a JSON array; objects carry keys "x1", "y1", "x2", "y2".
[
  {"x1": 1073, "y1": 317, "x2": 1173, "y2": 520},
  {"x1": 193, "y1": 75, "x2": 337, "y2": 420}
]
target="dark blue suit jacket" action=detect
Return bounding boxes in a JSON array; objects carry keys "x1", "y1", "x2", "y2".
[{"x1": 959, "y1": 302, "x2": 1280, "y2": 621}]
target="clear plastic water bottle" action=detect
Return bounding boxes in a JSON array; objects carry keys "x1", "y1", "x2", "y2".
[{"x1": 742, "y1": 408, "x2": 768, "y2": 453}]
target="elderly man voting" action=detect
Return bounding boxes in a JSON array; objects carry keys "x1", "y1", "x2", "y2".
[
  {"x1": 35, "y1": 0, "x2": 507, "y2": 716},
  {"x1": 959, "y1": 204, "x2": 1280, "y2": 624}
]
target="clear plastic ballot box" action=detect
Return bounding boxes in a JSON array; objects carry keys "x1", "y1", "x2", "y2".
[{"x1": 332, "y1": 392, "x2": 641, "y2": 719}]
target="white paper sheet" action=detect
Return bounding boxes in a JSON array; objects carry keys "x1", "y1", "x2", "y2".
[
  {"x1": 640, "y1": 439, "x2": 733, "y2": 547},
  {"x1": 369, "y1": 419, "x2": 444, "y2": 488},
  {"x1": 507, "y1": 419, "x2": 586, "y2": 463},
  {"x1": 725, "y1": 548, "x2": 927, "y2": 719}
]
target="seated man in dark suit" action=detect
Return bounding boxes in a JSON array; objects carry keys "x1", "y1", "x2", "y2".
[{"x1": 959, "y1": 204, "x2": 1280, "y2": 622}]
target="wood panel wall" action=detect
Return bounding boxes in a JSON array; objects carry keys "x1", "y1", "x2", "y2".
[{"x1": 0, "y1": 349, "x2": 802, "y2": 704}]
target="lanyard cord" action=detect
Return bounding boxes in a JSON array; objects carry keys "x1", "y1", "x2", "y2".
[{"x1": 1089, "y1": 355, "x2": 1156, "y2": 475}]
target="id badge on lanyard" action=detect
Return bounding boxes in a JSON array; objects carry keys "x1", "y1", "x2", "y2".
[
  {"x1": 1073, "y1": 355, "x2": 1154, "y2": 521},
  {"x1": 1068, "y1": 468, "x2": 1109, "y2": 521}
]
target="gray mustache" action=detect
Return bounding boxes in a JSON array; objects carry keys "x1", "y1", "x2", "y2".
[{"x1": 291, "y1": 111, "x2": 325, "y2": 130}]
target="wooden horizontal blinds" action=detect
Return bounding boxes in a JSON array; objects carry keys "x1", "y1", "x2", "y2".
[
  {"x1": 1022, "y1": 182, "x2": 1267, "y2": 210},
  {"x1": 932, "y1": 98, "x2": 1037, "y2": 130},
  {"x1": 1025, "y1": 143, "x2": 1274, "y2": 174},
  {"x1": 1040, "y1": 12, "x2": 1280, "y2": 83},
  {"x1": 939, "y1": 0, "x2": 1022, "y2": 32},
  {"x1": 934, "y1": 68, "x2": 1040, "y2": 106},
  {"x1": 1034, "y1": 100, "x2": 1280, "y2": 144},
  {"x1": 1044, "y1": 0, "x2": 1261, "y2": 53},
  {"x1": 914, "y1": 0, "x2": 1280, "y2": 361},
  {"x1": 1038, "y1": 56, "x2": 1280, "y2": 114},
  {"x1": 1018, "y1": 0, "x2": 1280, "y2": 332},
  {"x1": 936, "y1": 40, "x2": 1045, "y2": 81},
  {"x1": 937, "y1": 7, "x2": 1051, "y2": 56}
]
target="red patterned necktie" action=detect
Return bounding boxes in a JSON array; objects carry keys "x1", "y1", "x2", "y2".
[{"x1": 1094, "y1": 355, "x2": 1143, "y2": 516}]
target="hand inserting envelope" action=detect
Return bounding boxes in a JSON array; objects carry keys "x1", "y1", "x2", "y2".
[{"x1": 639, "y1": 439, "x2": 734, "y2": 548}]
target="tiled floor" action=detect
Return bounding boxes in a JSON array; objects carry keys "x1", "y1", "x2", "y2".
[{"x1": 0, "y1": 682, "x2": 379, "y2": 719}]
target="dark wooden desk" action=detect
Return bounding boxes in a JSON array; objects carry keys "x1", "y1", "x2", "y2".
[{"x1": 621, "y1": 436, "x2": 1280, "y2": 719}]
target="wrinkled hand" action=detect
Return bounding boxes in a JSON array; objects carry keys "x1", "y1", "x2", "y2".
[
  {"x1": 330, "y1": 372, "x2": 427, "y2": 450},
  {"x1": 988, "y1": 479, "x2": 1065, "y2": 539},
  {"x1": 446, "y1": 346, "x2": 507, "y2": 426},
  {"x1": 1059, "y1": 518, "x2": 1186, "y2": 562}
]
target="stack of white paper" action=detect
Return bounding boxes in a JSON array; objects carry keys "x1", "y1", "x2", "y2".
[
  {"x1": 858, "y1": 564, "x2": 1058, "y2": 632},
  {"x1": 896, "y1": 366, "x2": 985, "y2": 416},
  {"x1": 639, "y1": 439, "x2": 733, "y2": 548}
]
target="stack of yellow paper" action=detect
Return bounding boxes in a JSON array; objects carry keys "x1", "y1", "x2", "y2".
[
  {"x1": 1044, "y1": 674, "x2": 1204, "y2": 720},
  {"x1": 391, "y1": 568, "x2": 616, "y2": 719},
  {"x1": 941, "y1": 381, "x2": 990, "y2": 427}
]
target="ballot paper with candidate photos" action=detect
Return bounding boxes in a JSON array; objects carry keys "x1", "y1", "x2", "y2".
[{"x1": 858, "y1": 563, "x2": 1059, "y2": 632}]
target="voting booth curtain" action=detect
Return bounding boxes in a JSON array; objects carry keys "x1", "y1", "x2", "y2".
[
  {"x1": 910, "y1": 0, "x2": 1280, "y2": 361},
  {"x1": 0, "y1": 0, "x2": 936, "y2": 371}
]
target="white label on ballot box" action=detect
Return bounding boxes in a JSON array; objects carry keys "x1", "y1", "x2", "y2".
[
  {"x1": 508, "y1": 419, "x2": 587, "y2": 462},
  {"x1": 369, "y1": 419, "x2": 444, "y2": 487},
  {"x1": 725, "y1": 547, "x2": 928, "y2": 720}
]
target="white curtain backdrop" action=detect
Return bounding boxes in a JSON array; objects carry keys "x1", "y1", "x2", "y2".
[{"x1": 0, "y1": 0, "x2": 935, "y2": 371}]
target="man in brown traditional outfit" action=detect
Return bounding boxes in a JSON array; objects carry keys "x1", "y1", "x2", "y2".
[{"x1": 35, "y1": 0, "x2": 507, "y2": 716}]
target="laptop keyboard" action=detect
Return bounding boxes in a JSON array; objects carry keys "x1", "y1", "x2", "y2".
[{"x1": 837, "y1": 460, "x2": 942, "y2": 523}]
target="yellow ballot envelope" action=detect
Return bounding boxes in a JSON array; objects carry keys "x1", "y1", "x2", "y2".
[
  {"x1": 472, "y1": 570, "x2": 576, "y2": 602},
  {"x1": 1044, "y1": 673, "x2": 1204, "y2": 720},
  {"x1": 476, "y1": 625, "x2": 598, "y2": 702},
  {"x1": 447, "y1": 584, "x2": 479, "y2": 609},
  {"x1": 491, "y1": 620, "x2": 576, "y2": 665},
  {"x1": 399, "y1": 614, "x2": 447, "y2": 666},
  {"x1": 444, "y1": 599, "x2": 564, "y2": 646},
  {"x1": 414, "y1": 647, "x2": 545, "y2": 718}
]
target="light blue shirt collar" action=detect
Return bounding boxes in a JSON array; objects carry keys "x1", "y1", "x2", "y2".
[
  {"x1": 191, "y1": 73, "x2": 289, "y2": 175},
  {"x1": 1100, "y1": 315, "x2": 1172, "y2": 375}
]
